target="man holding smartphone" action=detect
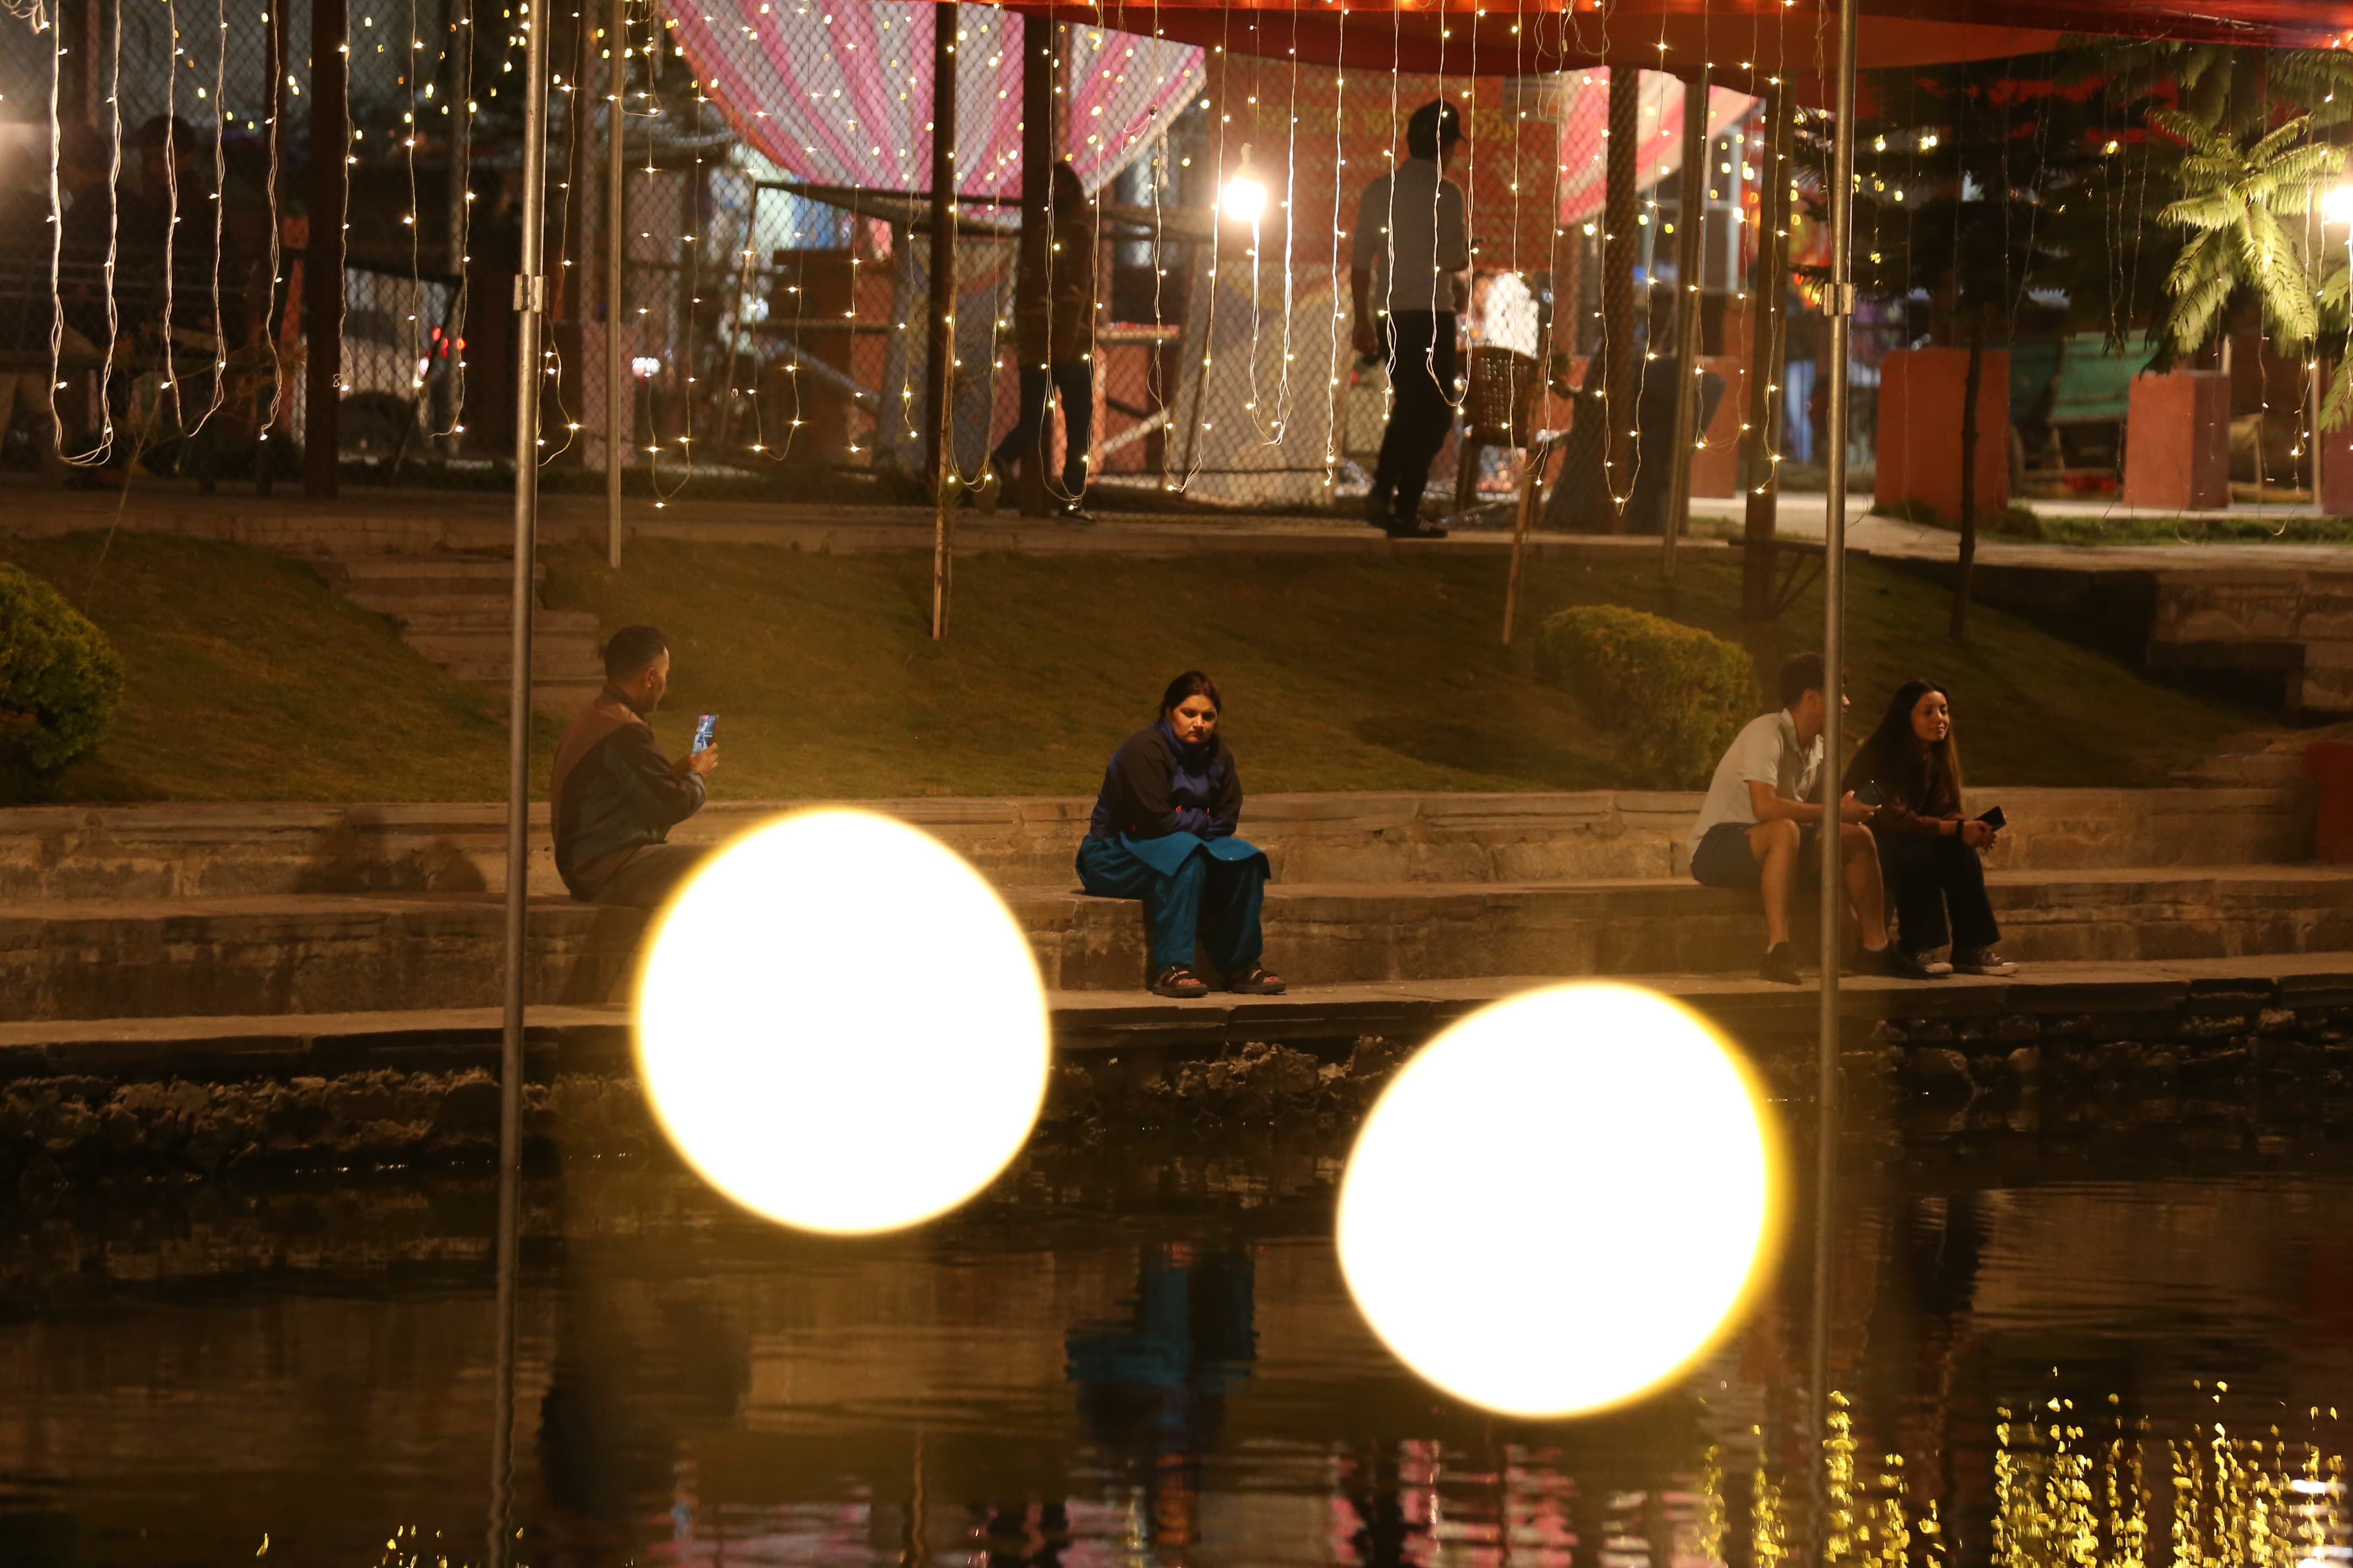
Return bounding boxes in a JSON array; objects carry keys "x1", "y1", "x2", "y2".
[{"x1": 551, "y1": 624, "x2": 720, "y2": 909}]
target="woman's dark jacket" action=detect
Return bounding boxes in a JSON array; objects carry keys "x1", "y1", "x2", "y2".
[
  {"x1": 1087, "y1": 723, "x2": 1241, "y2": 841},
  {"x1": 1841, "y1": 744, "x2": 1960, "y2": 840}
]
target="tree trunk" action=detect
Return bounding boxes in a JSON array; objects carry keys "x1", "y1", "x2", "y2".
[
  {"x1": 1600, "y1": 65, "x2": 1642, "y2": 530},
  {"x1": 1739, "y1": 84, "x2": 1792, "y2": 620},
  {"x1": 1950, "y1": 317, "x2": 1983, "y2": 642}
]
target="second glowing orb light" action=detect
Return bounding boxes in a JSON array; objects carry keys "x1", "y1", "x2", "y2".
[
  {"x1": 633, "y1": 809, "x2": 1051, "y2": 1236},
  {"x1": 1336, "y1": 982, "x2": 1779, "y2": 1418}
]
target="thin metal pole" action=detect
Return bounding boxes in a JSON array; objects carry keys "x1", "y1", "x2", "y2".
[
  {"x1": 604, "y1": 0, "x2": 626, "y2": 567},
  {"x1": 489, "y1": 0, "x2": 550, "y2": 1558},
  {"x1": 928, "y1": 0, "x2": 958, "y2": 638},
  {"x1": 1812, "y1": 0, "x2": 1861, "y2": 1558},
  {"x1": 304, "y1": 0, "x2": 347, "y2": 498},
  {"x1": 1664, "y1": 66, "x2": 1710, "y2": 580}
]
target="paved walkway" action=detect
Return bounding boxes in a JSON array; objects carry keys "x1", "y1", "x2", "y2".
[{"x1": 14, "y1": 474, "x2": 2353, "y2": 573}]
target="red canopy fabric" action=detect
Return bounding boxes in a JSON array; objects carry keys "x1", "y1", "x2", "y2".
[{"x1": 993, "y1": 0, "x2": 2353, "y2": 88}]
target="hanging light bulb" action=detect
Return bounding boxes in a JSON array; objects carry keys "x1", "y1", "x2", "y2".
[{"x1": 1220, "y1": 142, "x2": 1268, "y2": 224}]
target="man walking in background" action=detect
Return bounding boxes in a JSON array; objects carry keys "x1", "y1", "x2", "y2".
[{"x1": 1350, "y1": 100, "x2": 1471, "y2": 541}]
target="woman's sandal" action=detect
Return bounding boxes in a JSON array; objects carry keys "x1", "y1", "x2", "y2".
[
  {"x1": 1150, "y1": 965, "x2": 1211, "y2": 999},
  {"x1": 1227, "y1": 965, "x2": 1287, "y2": 996}
]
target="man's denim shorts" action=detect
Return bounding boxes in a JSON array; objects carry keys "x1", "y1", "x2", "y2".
[{"x1": 1690, "y1": 820, "x2": 1815, "y2": 888}]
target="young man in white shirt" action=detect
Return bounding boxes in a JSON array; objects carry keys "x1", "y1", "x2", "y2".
[
  {"x1": 1688, "y1": 652, "x2": 1946, "y2": 985},
  {"x1": 1350, "y1": 100, "x2": 1471, "y2": 541}
]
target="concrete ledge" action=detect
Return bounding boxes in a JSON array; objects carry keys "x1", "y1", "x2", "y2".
[
  {"x1": 0, "y1": 784, "x2": 2314, "y2": 901},
  {"x1": 7, "y1": 953, "x2": 2353, "y2": 1081},
  {"x1": 5, "y1": 866, "x2": 2351, "y2": 1021}
]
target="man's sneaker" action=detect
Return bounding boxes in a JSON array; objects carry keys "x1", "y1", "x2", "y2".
[
  {"x1": 1953, "y1": 947, "x2": 2018, "y2": 976},
  {"x1": 1760, "y1": 943, "x2": 1802, "y2": 985},
  {"x1": 1386, "y1": 520, "x2": 1450, "y2": 541},
  {"x1": 1878, "y1": 945, "x2": 1953, "y2": 980}
]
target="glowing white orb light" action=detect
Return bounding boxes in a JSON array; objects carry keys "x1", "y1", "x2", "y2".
[
  {"x1": 2328, "y1": 184, "x2": 2353, "y2": 227},
  {"x1": 1220, "y1": 164, "x2": 1268, "y2": 224},
  {"x1": 634, "y1": 808, "x2": 1050, "y2": 1236},
  {"x1": 1336, "y1": 982, "x2": 1777, "y2": 1418}
]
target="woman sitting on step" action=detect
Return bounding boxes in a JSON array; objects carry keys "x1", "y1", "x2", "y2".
[
  {"x1": 1841, "y1": 679, "x2": 2018, "y2": 978},
  {"x1": 1078, "y1": 672, "x2": 1287, "y2": 999}
]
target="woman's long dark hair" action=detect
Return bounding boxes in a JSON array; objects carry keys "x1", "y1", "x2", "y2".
[{"x1": 1842, "y1": 679, "x2": 1964, "y2": 811}]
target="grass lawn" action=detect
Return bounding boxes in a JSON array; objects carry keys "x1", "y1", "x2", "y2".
[
  {"x1": 0, "y1": 530, "x2": 2272, "y2": 803},
  {"x1": 0, "y1": 532, "x2": 517, "y2": 803}
]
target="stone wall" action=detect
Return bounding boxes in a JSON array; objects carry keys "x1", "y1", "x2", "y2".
[{"x1": 0, "y1": 784, "x2": 2314, "y2": 902}]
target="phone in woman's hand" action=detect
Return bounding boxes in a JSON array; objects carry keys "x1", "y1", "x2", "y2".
[
  {"x1": 1855, "y1": 780, "x2": 1885, "y2": 807},
  {"x1": 1977, "y1": 805, "x2": 2006, "y2": 831}
]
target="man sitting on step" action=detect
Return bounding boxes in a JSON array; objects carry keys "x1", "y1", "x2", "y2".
[
  {"x1": 1688, "y1": 651, "x2": 1942, "y2": 986},
  {"x1": 551, "y1": 625, "x2": 719, "y2": 909}
]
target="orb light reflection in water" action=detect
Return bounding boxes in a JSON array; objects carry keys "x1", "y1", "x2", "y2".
[
  {"x1": 1335, "y1": 981, "x2": 1779, "y2": 1418},
  {"x1": 633, "y1": 807, "x2": 1050, "y2": 1235}
]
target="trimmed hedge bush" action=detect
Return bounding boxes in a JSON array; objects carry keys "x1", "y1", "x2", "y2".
[
  {"x1": 1533, "y1": 604, "x2": 1757, "y2": 787},
  {"x1": 0, "y1": 561, "x2": 124, "y2": 772}
]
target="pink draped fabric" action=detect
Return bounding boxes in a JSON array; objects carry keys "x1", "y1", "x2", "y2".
[{"x1": 661, "y1": 0, "x2": 1206, "y2": 200}]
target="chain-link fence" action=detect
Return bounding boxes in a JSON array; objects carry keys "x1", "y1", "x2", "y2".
[{"x1": 3, "y1": 0, "x2": 1822, "y2": 517}]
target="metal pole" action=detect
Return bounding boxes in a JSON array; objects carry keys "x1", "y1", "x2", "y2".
[
  {"x1": 304, "y1": 0, "x2": 347, "y2": 498},
  {"x1": 1811, "y1": 0, "x2": 1861, "y2": 1559},
  {"x1": 1664, "y1": 66, "x2": 1710, "y2": 580},
  {"x1": 488, "y1": 0, "x2": 550, "y2": 1559},
  {"x1": 604, "y1": 0, "x2": 625, "y2": 567},
  {"x1": 1600, "y1": 65, "x2": 1640, "y2": 526},
  {"x1": 928, "y1": 0, "x2": 958, "y2": 638}
]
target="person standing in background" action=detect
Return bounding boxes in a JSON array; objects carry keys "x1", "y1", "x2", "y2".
[
  {"x1": 990, "y1": 160, "x2": 1098, "y2": 522},
  {"x1": 1350, "y1": 100, "x2": 1471, "y2": 541}
]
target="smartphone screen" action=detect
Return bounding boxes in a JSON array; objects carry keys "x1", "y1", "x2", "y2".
[{"x1": 692, "y1": 714, "x2": 718, "y2": 754}]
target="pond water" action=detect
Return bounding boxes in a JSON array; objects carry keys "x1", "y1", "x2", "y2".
[{"x1": 4, "y1": 1103, "x2": 2353, "y2": 1567}]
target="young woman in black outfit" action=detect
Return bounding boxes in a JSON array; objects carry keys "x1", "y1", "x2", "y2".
[{"x1": 1841, "y1": 679, "x2": 2018, "y2": 977}]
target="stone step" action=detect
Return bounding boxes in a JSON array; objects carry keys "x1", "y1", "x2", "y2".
[
  {"x1": 327, "y1": 555, "x2": 546, "y2": 594},
  {"x1": 0, "y1": 788, "x2": 2315, "y2": 903},
  {"x1": 3, "y1": 867, "x2": 2348, "y2": 1022},
  {"x1": 10, "y1": 954, "x2": 2352, "y2": 1082},
  {"x1": 410, "y1": 633, "x2": 604, "y2": 672},
  {"x1": 344, "y1": 597, "x2": 604, "y2": 635}
]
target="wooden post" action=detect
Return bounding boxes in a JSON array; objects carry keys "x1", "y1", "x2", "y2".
[
  {"x1": 304, "y1": 0, "x2": 347, "y2": 498},
  {"x1": 1014, "y1": 10, "x2": 1054, "y2": 519},
  {"x1": 1600, "y1": 64, "x2": 1641, "y2": 530},
  {"x1": 928, "y1": 1, "x2": 958, "y2": 636},
  {"x1": 1663, "y1": 67, "x2": 1710, "y2": 580},
  {"x1": 1739, "y1": 85, "x2": 1792, "y2": 619}
]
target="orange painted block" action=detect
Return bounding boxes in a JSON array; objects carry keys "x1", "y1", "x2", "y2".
[
  {"x1": 1690, "y1": 355, "x2": 1746, "y2": 499},
  {"x1": 2319, "y1": 403, "x2": 2353, "y2": 516},
  {"x1": 2123, "y1": 370, "x2": 2230, "y2": 512},
  {"x1": 1874, "y1": 346, "x2": 2010, "y2": 524}
]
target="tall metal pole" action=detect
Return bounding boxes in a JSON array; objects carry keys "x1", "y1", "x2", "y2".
[
  {"x1": 604, "y1": 0, "x2": 626, "y2": 568},
  {"x1": 928, "y1": 1, "x2": 958, "y2": 638},
  {"x1": 1600, "y1": 65, "x2": 1640, "y2": 526},
  {"x1": 488, "y1": 0, "x2": 550, "y2": 1560},
  {"x1": 1663, "y1": 67, "x2": 1710, "y2": 580},
  {"x1": 1811, "y1": 0, "x2": 1862, "y2": 1558},
  {"x1": 1014, "y1": 11, "x2": 1054, "y2": 519},
  {"x1": 304, "y1": 0, "x2": 347, "y2": 498}
]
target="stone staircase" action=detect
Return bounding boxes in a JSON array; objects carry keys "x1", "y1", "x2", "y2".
[
  {"x1": 0, "y1": 786, "x2": 2338, "y2": 1035},
  {"x1": 321, "y1": 554, "x2": 605, "y2": 715}
]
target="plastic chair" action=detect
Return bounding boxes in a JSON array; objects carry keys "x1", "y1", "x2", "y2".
[{"x1": 1451, "y1": 345, "x2": 1544, "y2": 515}]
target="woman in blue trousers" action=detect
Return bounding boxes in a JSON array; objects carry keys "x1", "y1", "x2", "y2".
[{"x1": 1076, "y1": 671, "x2": 1287, "y2": 999}]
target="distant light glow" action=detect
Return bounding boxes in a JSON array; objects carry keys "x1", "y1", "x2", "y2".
[
  {"x1": 631, "y1": 355, "x2": 661, "y2": 377},
  {"x1": 2329, "y1": 185, "x2": 2353, "y2": 227},
  {"x1": 1220, "y1": 171, "x2": 1267, "y2": 223},
  {"x1": 635, "y1": 809, "x2": 1050, "y2": 1235},
  {"x1": 1336, "y1": 982, "x2": 1777, "y2": 1418}
]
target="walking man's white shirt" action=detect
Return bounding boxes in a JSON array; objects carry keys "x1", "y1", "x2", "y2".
[{"x1": 1351, "y1": 158, "x2": 1471, "y2": 318}]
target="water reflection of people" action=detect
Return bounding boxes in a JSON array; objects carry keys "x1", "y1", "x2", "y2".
[{"x1": 1066, "y1": 1243, "x2": 1259, "y2": 1553}]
